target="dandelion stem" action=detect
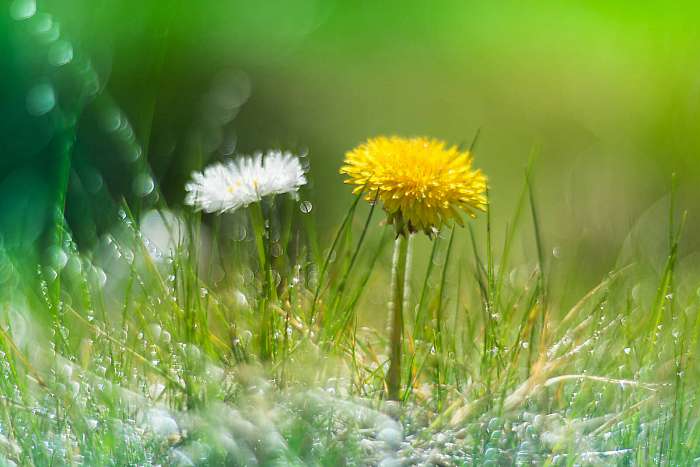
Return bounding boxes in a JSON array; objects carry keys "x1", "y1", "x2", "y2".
[{"x1": 386, "y1": 233, "x2": 411, "y2": 400}]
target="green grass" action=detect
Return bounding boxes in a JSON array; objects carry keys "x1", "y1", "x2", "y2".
[{"x1": 1, "y1": 165, "x2": 699, "y2": 465}]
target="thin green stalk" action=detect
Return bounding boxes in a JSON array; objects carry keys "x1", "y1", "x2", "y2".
[
  {"x1": 310, "y1": 189, "x2": 364, "y2": 322},
  {"x1": 249, "y1": 202, "x2": 268, "y2": 274},
  {"x1": 386, "y1": 233, "x2": 411, "y2": 400},
  {"x1": 280, "y1": 195, "x2": 295, "y2": 262},
  {"x1": 333, "y1": 228, "x2": 391, "y2": 340},
  {"x1": 249, "y1": 202, "x2": 275, "y2": 359},
  {"x1": 414, "y1": 235, "x2": 440, "y2": 340},
  {"x1": 434, "y1": 227, "x2": 455, "y2": 410},
  {"x1": 331, "y1": 192, "x2": 379, "y2": 303},
  {"x1": 526, "y1": 164, "x2": 549, "y2": 369},
  {"x1": 526, "y1": 165, "x2": 546, "y2": 302}
]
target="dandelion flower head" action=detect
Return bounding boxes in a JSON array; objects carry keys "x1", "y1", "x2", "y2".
[
  {"x1": 185, "y1": 150, "x2": 307, "y2": 214},
  {"x1": 340, "y1": 136, "x2": 487, "y2": 235}
]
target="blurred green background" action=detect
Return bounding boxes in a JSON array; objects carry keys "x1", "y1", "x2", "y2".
[{"x1": 3, "y1": 0, "x2": 700, "y2": 298}]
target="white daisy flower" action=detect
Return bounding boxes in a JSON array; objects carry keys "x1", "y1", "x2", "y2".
[{"x1": 185, "y1": 150, "x2": 307, "y2": 214}]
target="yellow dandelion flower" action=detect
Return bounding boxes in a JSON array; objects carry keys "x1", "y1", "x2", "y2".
[{"x1": 340, "y1": 136, "x2": 488, "y2": 235}]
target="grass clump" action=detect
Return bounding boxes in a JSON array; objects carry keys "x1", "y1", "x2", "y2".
[{"x1": 0, "y1": 159, "x2": 698, "y2": 465}]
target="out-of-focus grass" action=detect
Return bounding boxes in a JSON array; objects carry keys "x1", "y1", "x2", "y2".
[{"x1": 1, "y1": 158, "x2": 699, "y2": 464}]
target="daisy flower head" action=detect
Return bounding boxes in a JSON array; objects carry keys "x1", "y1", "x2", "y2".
[
  {"x1": 185, "y1": 150, "x2": 307, "y2": 214},
  {"x1": 340, "y1": 136, "x2": 487, "y2": 235}
]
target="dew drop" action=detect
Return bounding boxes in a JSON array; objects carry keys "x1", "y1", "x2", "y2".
[
  {"x1": 101, "y1": 108, "x2": 122, "y2": 133},
  {"x1": 299, "y1": 200, "x2": 313, "y2": 214},
  {"x1": 272, "y1": 271, "x2": 281, "y2": 287},
  {"x1": 26, "y1": 83, "x2": 55, "y2": 116},
  {"x1": 10, "y1": 0, "x2": 36, "y2": 20},
  {"x1": 27, "y1": 12, "x2": 51, "y2": 34},
  {"x1": 82, "y1": 69, "x2": 100, "y2": 97},
  {"x1": 327, "y1": 249, "x2": 337, "y2": 263},
  {"x1": 270, "y1": 242, "x2": 283, "y2": 258},
  {"x1": 234, "y1": 290, "x2": 248, "y2": 307},
  {"x1": 133, "y1": 173, "x2": 155, "y2": 197},
  {"x1": 48, "y1": 40, "x2": 73, "y2": 66},
  {"x1": 632, "y1": 284, "x2": 641, "y2": 302},
  {"x1": 44, "y1": 266, "x2": 57, "y2": 283},
  {"x1": 232, "y1": 223, "x2": 247, "y2": 241},
  {"x1": 126, "y1": 145, "x2": 142, "y2": 163},
  {"x1": 46, "y1": 245, "x2": 68, "y2": 271},
  {"x1": 38, "y1": 20, "x2": 60, "y2": 44},
  {"x1": 92, "y1": 267, "x2": 107, "y2": 288},
  {"x1": 122, "y1": 249, "x2": 134, "y2": 264}
]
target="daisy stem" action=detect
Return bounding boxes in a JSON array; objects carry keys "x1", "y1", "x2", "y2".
[
  {"x1": 249, "y1": 202, "x2": 267, "y2": 272},
  {"x1": 249, "y1": 202, "x2": 275, "y2": 360},
  {"x1": 386, "y1": 233, "x2": 412, "y2": 400}
]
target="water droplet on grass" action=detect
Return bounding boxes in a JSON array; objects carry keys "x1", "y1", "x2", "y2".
[
  {"x1": 326, "y1": 249, "x2": 337, "y2": 263},
  {"x1": 101, "y1": 108, "x2": 122, "y2": 132},
  {"x1": 48, "y1": 40, "x2": 73, "y2": 66},
  {"x1": 300, "y1": 200, "x2": 312, "y2": 214},
  {"x1": 37, "y1": 20, "x2": 60, "y2": 44},
  {"x1": 234, "y1": 290, "x2": 248, "y2": 307},
  {"x1": 92, "y1": 267, "x2": 107, "y2": 288},
  {"x1": 47, "y1": 245, "x2": 68, "y2": 271},
  {"x1": 133, "y1": 173, "x2": 154, "y2": 197},
  {"x1": 26, "y1": 83, "x2": 55, "y2": 116},
  {"x1": 27, "y1": 12, "x2": 51, "y2": 35},
  {"x1": 231, "y1": 223, "x2": 247, "y2": 241},
  {"x1": 44, "y1": 267, "x2": 57, "y2": 282},
  {"x1": 10, "y1": 0, "x2": 36, "y2": 20},
  {"x1": 270, "y1": 242, "x2": 283, "y2": 258}
]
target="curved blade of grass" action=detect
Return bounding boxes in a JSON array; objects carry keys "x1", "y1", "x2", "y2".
[
  {"x1": 310, "y1": 187, "x2": 365, "y2": 322},
  {"x1": 332, "y1": 227, "x2": 391, "y2": 340},
  {"x1": 434, "y1": 226, "x2": 456, "y2": 410},
  {"x1": 327, "y1": 192, "x2": 379, "y2": 320},
  {"x1": 414, "y1": 234, "x2": 441, "y2": 340}
]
